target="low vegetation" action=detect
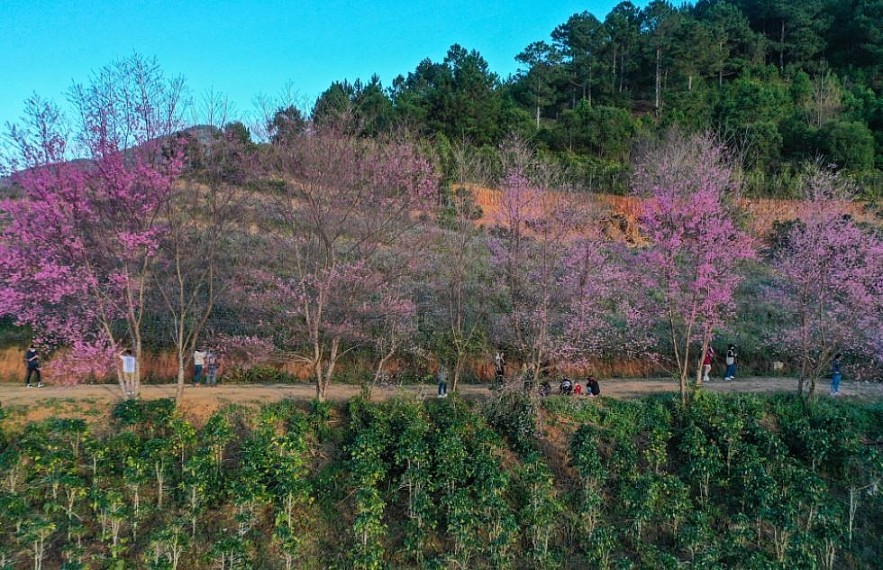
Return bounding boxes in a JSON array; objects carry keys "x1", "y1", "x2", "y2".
[{"x1": 0, "y1": 393, "x2": 879, "y2": 569}]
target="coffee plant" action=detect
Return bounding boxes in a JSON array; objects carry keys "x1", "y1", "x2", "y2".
[{"x1": 0, "y1": 393, "x2": 878, "y2": 568}]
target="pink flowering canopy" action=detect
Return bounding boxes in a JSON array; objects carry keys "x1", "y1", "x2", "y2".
[
  {"x1": 632, "y1": 132, "x2": 756, "y2": 400},
  {"x1": 1, "y1": 58, "x2": 186, "y2": 386},
  {"x1": 768, "y1": 167, "x2": 883, "y2": 392}
]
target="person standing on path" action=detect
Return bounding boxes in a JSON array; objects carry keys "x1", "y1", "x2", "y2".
[
  {"x1": 204, "y1": 349, "x2": 219, "y2": 387},
  {"x1": 724, "y1": 345, "x2": 737, "y2": 381},
  {"x1": 119, "y1": 349, "x2": 137, "y2": 397},
  {"x1": 494, "y1": 351, "x2": 506, "y2": 383},
  {"x1": 437, "y1": 364, "x2": 448, "y2": 398},
  {"x1": 830, "y1": 353, "x2": 842, "y2": 396},
  {"x1": 24, "y1": 345, "x2": 43, "y2": 387},
  {"x1": 193, "y1": 348, "x2": 207, "y2": 386},
  {"x1": 702, "y1": 346, "x2": 715, "y2": 383}
]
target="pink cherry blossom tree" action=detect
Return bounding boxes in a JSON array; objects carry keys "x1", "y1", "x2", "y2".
[
  {"x1": 489, "y1": 138, "x2": 585, "y2": 384},
  {"x1": 353, "y1": 278, "x2": 418, "y2": 395},
  {"x1": 257, "y1": 125, "x2": 438, "y2": 401},
  {"x1": 420, "y1": 187, "x2": 494, "y2": 392},
  {"x1": 633, "y1": 132, "x2": 756, "y2": 405},
  {"x1": 155, "y1": 116, "x2": 258, "y2": 404},
  {"x1": 0, "y1": 55, "x2": 186, "y2": 397},
  {"x1": 487, "y1": 139, "x2": 652, "y2": 383},
  {"x1": 558, "y1": 239, "x2": 655, "y2": 371},
  {"x1": 768, "y1": 166, "x2": 883, "y2": 399}
]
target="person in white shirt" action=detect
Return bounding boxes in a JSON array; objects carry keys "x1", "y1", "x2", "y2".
[
  {"x1": 193, "y1": 349, "x2": 207, "y2": 386},
  {"x1": 120, "y1": 349, "x2": 137, "y2": 397}
]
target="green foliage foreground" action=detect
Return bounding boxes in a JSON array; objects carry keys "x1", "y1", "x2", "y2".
[{"x1": 0, "y1": 393, "x2": 880, "y2": 569}]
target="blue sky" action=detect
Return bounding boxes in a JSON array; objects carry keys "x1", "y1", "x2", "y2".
[{"x1": 1, "y1": 1, "x2": 642, "y2": 129}]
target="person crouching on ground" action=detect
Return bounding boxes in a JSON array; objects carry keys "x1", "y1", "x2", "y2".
[{"x1": 586, "y1": 376, "x2": 600, "y2": 398}]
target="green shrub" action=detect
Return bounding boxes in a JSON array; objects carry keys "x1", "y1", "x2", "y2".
[
  {"x1": 484, "y1": 391, "x2": 538, "y2": 455},
  {"x1": 222, "y1": 365, "x2": 298, "y2": 384},
  {"x1": 1, "y1": 394, "x2": 881, "y2": 567}
]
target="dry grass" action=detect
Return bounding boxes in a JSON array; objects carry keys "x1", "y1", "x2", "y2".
[
  {"x1": 0, "y1": 347, "x2": 181, "y2": 384},
  {"x1": 0, "y1": 348, "x2": 23, "y2": 381}
]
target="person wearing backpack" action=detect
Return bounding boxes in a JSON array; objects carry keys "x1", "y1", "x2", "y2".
[
  {"x1": 24, "y1": 345, "x2": 43, "y2": 387},
  {"x1": 724, "y1": 345, "x2": 737, "y2": 381}
]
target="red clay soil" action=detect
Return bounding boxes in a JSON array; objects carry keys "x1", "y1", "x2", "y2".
[{"x1": 470, "y1": 186, "x2": 879, "y2": 239}]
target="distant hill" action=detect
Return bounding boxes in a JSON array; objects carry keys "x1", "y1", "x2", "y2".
[{"x1": 0, "y1": 125, "x2": 222, "y2": 194}]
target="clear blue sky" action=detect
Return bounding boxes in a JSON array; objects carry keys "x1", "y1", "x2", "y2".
[{"x1": 1, "y1": 1, "x2": 643, "y2": 128}]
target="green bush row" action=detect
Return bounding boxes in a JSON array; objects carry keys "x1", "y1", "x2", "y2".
[{"x1": 0, "y1": 393, "x2": 880, "y2": 568}]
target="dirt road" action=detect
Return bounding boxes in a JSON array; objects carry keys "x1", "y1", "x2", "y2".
[{"x1": 2, "y1": 376, "x2": 881, "y2": 424}]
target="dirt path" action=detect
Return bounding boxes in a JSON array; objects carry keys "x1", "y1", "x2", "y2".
[{"x1": 2, "y1": 376, "x2": 881, "y2": 424}]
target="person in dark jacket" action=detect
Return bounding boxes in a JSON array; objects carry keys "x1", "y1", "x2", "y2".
[
  {"x1": 24, "y1": 345, "x2": 43, "y2": 387},
  {"x1": 724, "y1": 344, "x2": 737, "y2": 381}
]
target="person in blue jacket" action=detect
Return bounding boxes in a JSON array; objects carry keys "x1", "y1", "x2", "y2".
[{"x1": 830, "y1": 353, "x2": 842, "y2": 396}]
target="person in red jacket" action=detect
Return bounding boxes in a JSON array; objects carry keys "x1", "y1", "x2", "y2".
[{"x1": 702, "y1": 346, "x2": 715, "y2": 383}]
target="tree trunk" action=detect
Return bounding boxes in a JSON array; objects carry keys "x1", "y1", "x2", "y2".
[
  {"x1": 779, "y1": 19, "x2": 785, "y2": 71},
  {"x1": 798, "y1": 309, "x2": 809, "y2": 398},
  {"x1": 175, "y1": 352, "x2": 186, "y2": 403},
  {"x1": 315, "y1": 366, "x2": 325, "y2": 402},
  {"x1": 315, "y1": 336, "x2": 340, "y2": 402},
  {"x1": 611, "y1": 48, "x2": 617, "y2": 94},
  {"x1": 133, "y1": 337, "x2": 143, "y2": 399},
  {"x1": 669, "y1": 308, "x2": 689, "y2": 406},
  {"x1": 453, "y1": 351, "x2": 466, "y2": 393},
  {"x1": 655, "y1": 46, "x2": 661, "y2": 114}
]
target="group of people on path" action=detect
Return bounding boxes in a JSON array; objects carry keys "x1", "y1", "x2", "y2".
[
  {"x1": 701, "y1": 344, "x2": 739, "y2": 383},
  {"x1": 544, "y1": 376, "x2": 601, "y2": 398},
  {"x1": 21, "y1": 343, "x2": 848, "y2": 397},
  {"x1": 22, "y1": 345, "x2": 219, "y2": 390},
  {"x1": 191, "y1": 348, "x2": 220, "y2": 387}
]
